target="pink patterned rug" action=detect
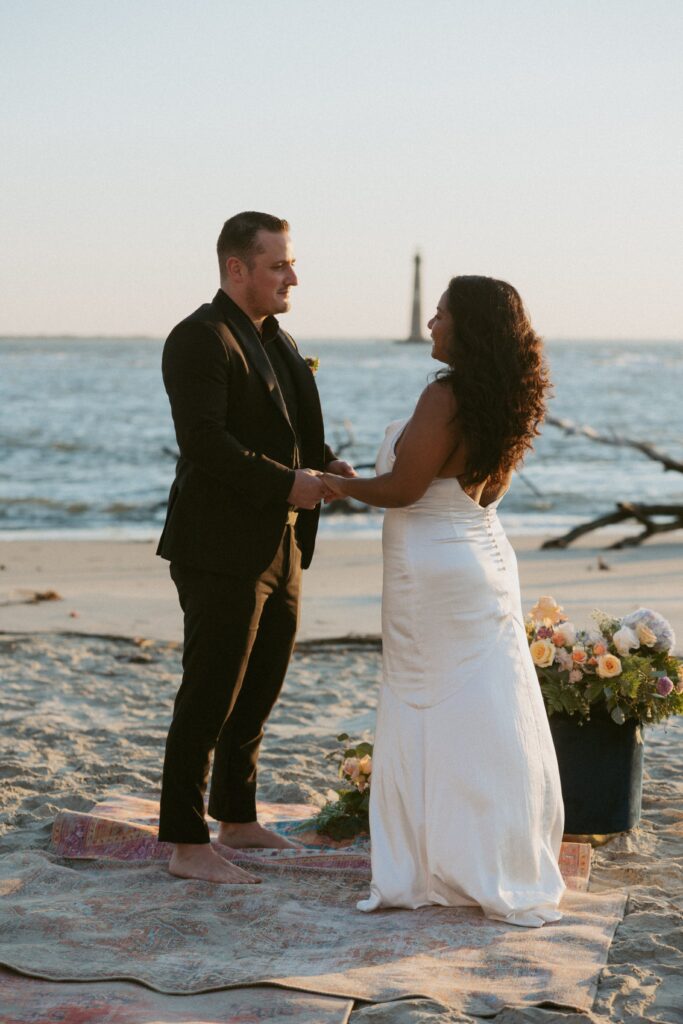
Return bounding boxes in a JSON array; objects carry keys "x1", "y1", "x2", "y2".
[
  {"x1": 0, "y1": 795, "x2": 624, "y2": 1017},
  {"x1": 49, "y1": 793, "x2": 592, "y2": 890},
  {"x1": 0, "y1": 968, "x2": 353, "y2": 1024}
]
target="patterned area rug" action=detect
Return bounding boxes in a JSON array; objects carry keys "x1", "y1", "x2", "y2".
[
  {"x1": 50, "y1": 794, "x2": 592, "y2": 889},
  {"x1": 0, "y1": 797, "x2": 625, "y2": 1017},
  {"x1": 0, "y1": 968, "x2": 353, "y2": 1024}
]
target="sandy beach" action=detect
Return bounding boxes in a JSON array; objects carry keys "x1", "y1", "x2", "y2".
[
  {"x1": 1, "y1": 532, "x2": 682, "y2": 1022},
  {"x1": 1, "y1": 531, "x2": 682, "y2": 643}
]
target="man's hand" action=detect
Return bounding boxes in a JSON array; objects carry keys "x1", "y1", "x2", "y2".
[
  {"x1": 321, "y1": 461, "x2": 356, "y2": 502},
  {"x1": 287, "y1": 469, "x2": 327, "y2": 510},
  {"x1": 325, "y1": 459, "x2": 357, "y2": 478}
]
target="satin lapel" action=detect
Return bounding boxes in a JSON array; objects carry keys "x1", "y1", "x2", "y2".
[
  {"x1": 277, "y1": 332, "x2": 324, "y2": 437},
  {"x1": 212, "y1": 293, "x2": 293, "y2": 432},
  {"x1": 238, "y1": 328, "x2": 293, "y2": 430}
]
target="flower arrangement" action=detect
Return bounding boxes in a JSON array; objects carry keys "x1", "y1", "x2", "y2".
[
  {"x1": 527, "y1": 596, "x2": 683, "y2": 725},
  {"x1": 305, "y1": 356, "x2": 320, "y2": 375},
  {"x1": 311, "y1": 733, "x2": 372, "y2": 840}
]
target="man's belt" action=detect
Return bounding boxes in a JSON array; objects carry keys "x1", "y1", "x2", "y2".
[{"x1": 286, "y1": 508, "x2": 299, "y2": 526}]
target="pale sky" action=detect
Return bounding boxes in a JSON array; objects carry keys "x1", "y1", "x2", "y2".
[{"x1": 1, "y1": 0, "x2": 681, "y2": 340}]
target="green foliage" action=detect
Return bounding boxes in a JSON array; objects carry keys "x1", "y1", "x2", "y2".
[
  {"x1": 313, "y1": 785, "x2": 371, "y2": 840},
  {"x1": 311, "y1": 736, "x2": 373, "y2": 840}
]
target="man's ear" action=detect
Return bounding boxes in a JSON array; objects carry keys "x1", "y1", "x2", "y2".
[{"x1": 224, "y1": 255, "x2": 246, "y2": 284}]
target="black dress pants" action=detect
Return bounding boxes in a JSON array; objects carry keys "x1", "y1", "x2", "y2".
[{"x1": 158, "y1": 524, "x2": 301, "y2": 844}]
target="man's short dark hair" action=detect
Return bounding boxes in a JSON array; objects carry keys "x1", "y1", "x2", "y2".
[{"x1": 217, "y1": 211, "x2": 289, "y2": 274}]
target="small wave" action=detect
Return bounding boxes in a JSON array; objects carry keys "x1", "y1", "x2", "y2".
[
  {"x1": 103, "y1": 501, "x2": 167, "y2": 516},
  {"x1": 50, "y1": 441, "x2": 86, "y2": 452},
  {"x1": 0, "y1": 435, "x2": 91, "y2": 453},
  {"x1": 0, "y1": 497, "x2": 89, "y2": 512}
]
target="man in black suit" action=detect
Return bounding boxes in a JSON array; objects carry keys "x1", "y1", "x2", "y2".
[{"x1": 157, "y1": 211, "x2": 354, "y2": 883}]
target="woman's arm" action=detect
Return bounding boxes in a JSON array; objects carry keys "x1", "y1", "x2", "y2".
[{"x1": 322, "y1": 382, "x2": 460, "y2": 508}]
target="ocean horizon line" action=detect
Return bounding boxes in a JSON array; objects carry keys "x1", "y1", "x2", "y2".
[{"x1": 1, "y1": 334, "x2": 682, "y2": 345}]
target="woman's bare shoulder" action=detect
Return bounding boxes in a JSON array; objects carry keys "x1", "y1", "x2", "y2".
[{"x1": 415, "y1": 378, "x2": 458, "y2": 419}]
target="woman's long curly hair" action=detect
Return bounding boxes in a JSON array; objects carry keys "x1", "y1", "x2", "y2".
[{"x1": 437, "y1": 275, "x2": 551, "y2": 487}]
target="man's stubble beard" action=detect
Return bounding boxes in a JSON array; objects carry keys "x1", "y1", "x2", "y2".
[{"x1": 243, "y1": 280, "x2": 290, "y2": 320}]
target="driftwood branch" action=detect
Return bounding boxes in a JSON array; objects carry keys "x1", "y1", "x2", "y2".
[
  {"x1": 544, "y1": 416, "x2": 683, "y2": 547},
  {"x1": 542, "y1": 503, "x2": 683, "y2": 550},
  {"x1": 546, "y1": 416, "x2": 683, "y2": 474}
]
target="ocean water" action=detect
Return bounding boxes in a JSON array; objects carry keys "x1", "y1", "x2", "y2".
[{"x1": 1, "y1": 336, "x2": 681, "y2": 540}]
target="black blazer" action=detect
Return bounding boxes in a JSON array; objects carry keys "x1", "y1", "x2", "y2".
[{"x1": 157, "y1": 290, "x2": 335, "y2": 575}]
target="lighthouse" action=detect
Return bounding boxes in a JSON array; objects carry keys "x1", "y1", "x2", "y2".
[{"x1": 401, "y1": 251, "x2": 427, "y2": 343}]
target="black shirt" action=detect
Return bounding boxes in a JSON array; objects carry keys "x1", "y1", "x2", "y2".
[
  {"x1": 219, "y1": 291, "x2": 301, "y2": 468},
  {"x1": 261, "y1": 321, "x2": 300, "y2": 467}
]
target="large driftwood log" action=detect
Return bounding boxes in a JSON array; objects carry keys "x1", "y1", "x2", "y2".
[
  {"x1": 546, "y1": 416, "x2": 683, "y2": 474},
  {"x1": 544, "y1": 416, "x2": 683, "y2": 548},
  {"x1": 542, "y1": 503, "x2": 683, "y2": 549}
]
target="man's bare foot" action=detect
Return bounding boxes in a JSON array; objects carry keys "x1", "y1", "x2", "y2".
[
  {"x1": 217, "y1": 820, "x2": 300, "y2": 849},
  {"x1": 168, "y1": 843, "x2": 261, "y2": 883}
]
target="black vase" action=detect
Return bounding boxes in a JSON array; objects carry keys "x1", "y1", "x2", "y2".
[{"x1": 548, "y1": 704, "x2": 644, "y2": 834}]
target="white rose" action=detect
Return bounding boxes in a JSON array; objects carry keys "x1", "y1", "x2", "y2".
[
  {"x1": 613, "y1": 626, "x2": 639, "y2": 656},
  {"x1": 555, "y1": 648, "x2": 574, "y2": 671}
]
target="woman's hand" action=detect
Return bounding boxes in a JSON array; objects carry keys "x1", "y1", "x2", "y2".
[{"x1": 321, "y1": 473, "x2": 350, "y2": 500}]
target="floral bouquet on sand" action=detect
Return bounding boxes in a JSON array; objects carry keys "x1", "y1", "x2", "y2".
[
  {"x1": 311, "y1": 734, "x2": 373, "y2": 840},
  {"x1": 527, "y1": 596, "x2": 683, "y2": 725}
]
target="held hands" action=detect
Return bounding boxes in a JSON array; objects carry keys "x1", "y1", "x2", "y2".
[
  {"x1": 323, "y1": 459, "x2": 357, "y2": 503},
  {"x1": 287, "y1": 461, "x2": 357, "y2": 510},
  {"x1": 287, "y1": 469, "x2": 328, "y2": 510}
]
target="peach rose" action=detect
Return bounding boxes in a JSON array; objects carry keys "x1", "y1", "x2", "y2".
[
  {"x1": 596, "y1": 653, "x2": 622, "y2": 679},
  {"x1": 674, "y1": 665, "x2": 683, "y2": 693},
  {"x1": 358, "y1": 754, "x2": 373, "y2": 776},
  {"x1": 530, "y1": 639, "x2": 555, "y2": 668},
  {"x1": 530, "y1": 596, "x2": 565, "y2": 626},
  {"x1": 571, "y1": 647, "x2": 588, "y2": 663},
  {"x1": 342, "y1": 757, "x2": 360, "y2": 780},
  {"x1": 593, "y1": 642, "x2": 607, "y2": 656},
  {"x1": 636, "y1": 624, "x2": 657, "y2": 647}
]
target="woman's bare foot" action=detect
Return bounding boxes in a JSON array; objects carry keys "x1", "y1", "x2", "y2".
[
  {"x1": 217, "y1": 821, "x2": 300, "y2": 849},
  {"x1": 168, "y1": 843, "x2": 261, "y2": 883}
]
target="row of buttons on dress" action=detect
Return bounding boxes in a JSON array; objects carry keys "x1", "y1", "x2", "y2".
[{"x1": 484, "y1": 508, "x2": 507, "y2": 573}]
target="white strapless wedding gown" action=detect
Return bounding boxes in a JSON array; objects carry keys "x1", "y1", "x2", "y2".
[{"x1": 357, "y1": 419, "x2": 565, "y2": 927}]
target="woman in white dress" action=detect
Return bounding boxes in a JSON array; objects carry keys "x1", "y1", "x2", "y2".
[{"x1": 322, "y1": 275, "x2": 565, "y2": 928}]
